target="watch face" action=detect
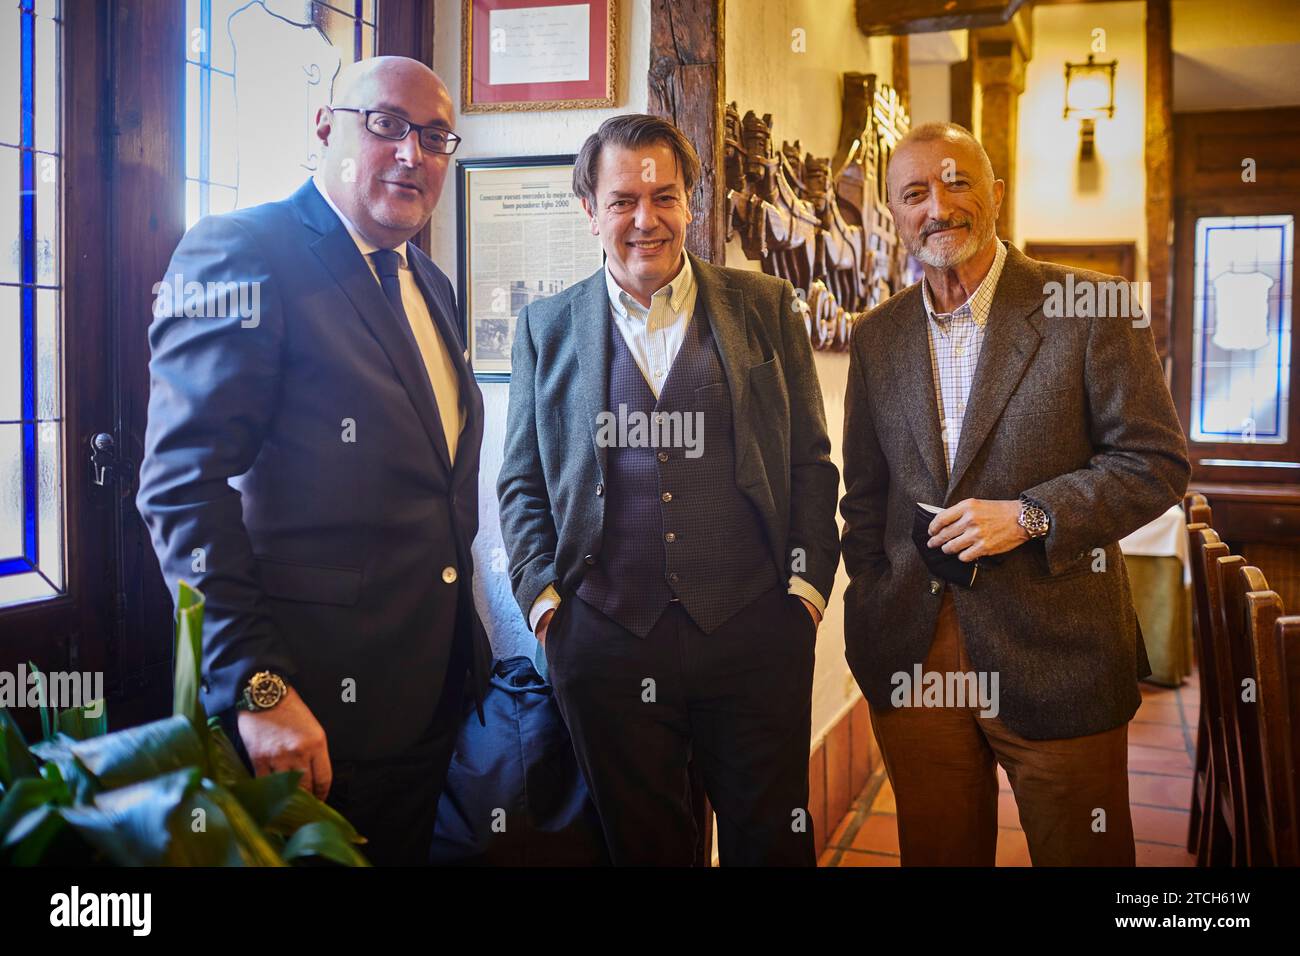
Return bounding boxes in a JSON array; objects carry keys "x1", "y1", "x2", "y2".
[{"x1": 248, "y1": 674, "x2": 283, "y2": 709}]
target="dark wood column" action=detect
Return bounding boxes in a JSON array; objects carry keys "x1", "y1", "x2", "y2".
[
  {"x1": 971, "y1": 12, "x2": 1030, "y2": 244},
  {"x1": 1145, "y1": 0, "x2": 1174, "y2": 359},
  {"x1": 648, "y1": 0, "x2": 725, "y2": 263}
]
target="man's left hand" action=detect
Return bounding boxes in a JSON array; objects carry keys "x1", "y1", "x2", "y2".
[{"x1": 927, "y1": 498, "x2": 1029, "y2": 562}]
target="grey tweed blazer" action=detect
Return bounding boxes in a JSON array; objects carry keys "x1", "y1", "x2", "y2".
[{"x1": 840, "y1": 243, "x2": 1190, "y2": 740}]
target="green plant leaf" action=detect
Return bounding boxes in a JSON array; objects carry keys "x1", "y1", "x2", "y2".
[
  {"x1": 205, "y1": 719, "x2": 252, "y2": 787},
  {"x1": 196, "y1": 780, "x2": 286, "y2": 866},
  {"x1": 173, "y1": 581, "x2": 207, "y2": 728},
  {"x1": 265, "y1": 786, "x2": 362, "y2": 843},
  {"x1": 2, "y1": 804, "x2": 69, "y2": 865},
  {"x1": 229, "y1": 772, "x2": 301, "y2": 828},
  {"x1": 67, "y1": 714, "x2": 205, "y2": 791},
  {"x1": 0, "y1": 776, "x2": 67, "y2": 843},
  {"x1": 282, "y1": 820, "x2": 371, "y2": 867},
  {"x1": 0, "y1": 708, "x2": 39, "y2": 786},
  {"x1": 58, "y1": 767, "x2": 206, "y2": 865},
  {"x1": 27, "y1": 662, "x2": 53, "y2": 742},
  {"x1": 57, "y1": 700, "x2": 109, "y2": 741},
  {"x1": 57, "y1": 766, "x2": 280, "y2": 866},
  {"x1": 30, "y1": 735, "x2": 100, "y2": 804}
]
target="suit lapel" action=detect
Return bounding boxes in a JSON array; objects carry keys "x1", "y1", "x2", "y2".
[
  {"x1": 410, "y1": 251, "x2": 484, "y2": 482},
  {"x1": 944, "y1": 245, "x2": 1045, "y2": 498},
  {"x1": 571, "y1": 269, "x2": 613, "y2": 479},
  {"x1": 689, "y1": 253, "x2": 752, "y2": 469},
  {"x1": 294, "y1": 182, "x2": 453, "y2": 474},
  {"x1": 892, "y1": 291, "x2": 949, "y2": 496}
]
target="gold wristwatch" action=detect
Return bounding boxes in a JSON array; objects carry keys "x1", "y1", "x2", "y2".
[{"x1": 238, "y1": 671, "x2": 289, "y2": 711}]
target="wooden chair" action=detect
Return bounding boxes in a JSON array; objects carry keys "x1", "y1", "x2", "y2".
[
  {"x1": 1182, "y1": 493, "x2": 1212, "y2": 855},
  {"x1": 1223, "y1": 563, "x2": 1298, "y2": 866},
  {"x1": 1190, "y1": 526, "x2": 1243, "y2": 865},
  {"x1": 1276, "y1": 616, "x2": 1300, "y2": 866},
  {"x1": 1217, "y1": 554, "x2": 1270, "y2": 865}
]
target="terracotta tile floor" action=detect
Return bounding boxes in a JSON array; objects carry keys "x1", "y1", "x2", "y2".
[{"x1": 819, "y1": 673, "x2": 1201, "y2": 867}]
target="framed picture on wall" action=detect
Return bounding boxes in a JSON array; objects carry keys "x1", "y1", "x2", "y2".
[
  {"x1": 461, "y1": 0, "x2": 617, "y2": 113},
  {"x1": 456, "y1": 155, "x2": 605, "y2": 380}
]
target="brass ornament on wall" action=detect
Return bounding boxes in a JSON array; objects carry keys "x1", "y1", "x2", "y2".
[{"x1": 726, "y1": 74, "x2": 912, "y2": 351}]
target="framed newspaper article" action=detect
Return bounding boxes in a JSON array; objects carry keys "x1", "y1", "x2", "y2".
[{"x1": 455, "y1": 154, "x2": 605, "y2": 380}]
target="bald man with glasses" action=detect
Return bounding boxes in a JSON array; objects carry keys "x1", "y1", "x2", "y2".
[{"x1": 138, "y1": 57, "x2": 490, "y2": 866}]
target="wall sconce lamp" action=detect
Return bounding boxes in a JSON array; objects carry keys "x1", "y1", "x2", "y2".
[{"x1": 1064, "y1": 53, "x2": 1117, "y2": 160}]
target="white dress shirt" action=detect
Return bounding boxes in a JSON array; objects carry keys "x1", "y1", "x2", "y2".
[
  {"x1": 312, "y1": 177, "x2": 464, "y2": 462},
  {"x1": 528, "y1": 256, "x2": 825, "y2": 633}
]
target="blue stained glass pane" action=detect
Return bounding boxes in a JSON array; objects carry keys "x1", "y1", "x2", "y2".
[
  {"x1": 36, "y1": 287, "x2": 58, "y2": 420},
  {"x1": 208, "y1": 71, "x2": 238, "y2": 187},
  {"x1": 36, "y1": 416, "x2": 62, "y2": 589},
  {"x1": 1, "y1": 0, "x2": 62, "y2": 604},
  {"x1": 0, "y1": 145, "x2": 18, "y2": 284},
  {"x1": 35, "y1": 151, "x2": 56, "y2": 283},
  {"x1": 210, "y1": 0, "x2": 240, "y2": 75},
  {"x1": 34, "y1": 10, "x2": 56, "y2": 152},
  {"x1": 186, "y1": 63, "x2": 201, "y2": 180},
  {"x1": 0, "y1": 423, "x2": 22, "y2": 557},
  {"x1": 1190, "y1": 215, "x2": 1294, "y2": 445},
  {"x1": 0, "y1": 287, "x2": 18, "y2": 422},
  {"x1": 0, "y1": 11, "x2": 18, "y2": 146}
]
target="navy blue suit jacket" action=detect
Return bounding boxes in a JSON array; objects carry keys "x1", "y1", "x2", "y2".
[{"x1": 137, "y1": 180, "x2": 490, "y2": 761}]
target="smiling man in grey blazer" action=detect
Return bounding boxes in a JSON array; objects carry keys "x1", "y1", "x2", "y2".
[
  {"x1": 840, "y1": 122, "x2": 1190, "y2": 866},
  {"x1": 497, "y1": 114, "x2": 840, "y2": 865}
]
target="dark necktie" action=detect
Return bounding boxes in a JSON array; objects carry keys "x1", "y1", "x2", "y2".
[
  {"x1": 370, "y1": 248, "x2": 407, "y2": 322},
  {"x1": 369, "y1": 248, "x2": 458, "y2": 462}
]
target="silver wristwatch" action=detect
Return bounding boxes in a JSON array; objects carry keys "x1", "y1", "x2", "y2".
[{"x1": 1017, "y1": 495, "x2": 1050, "y2": 539}]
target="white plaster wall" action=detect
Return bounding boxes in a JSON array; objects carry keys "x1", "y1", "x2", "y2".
[
  {"x1": 1014, "y1": 1, "x2": 1148, "y2": 282},
  {"x1": 724, "y1": 0, "x2": 895, "y2": 742}
]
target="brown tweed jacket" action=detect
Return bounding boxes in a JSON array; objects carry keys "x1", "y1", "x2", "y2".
[{"x1": 840, "y1": 242, "x2": 1191, "y2": 740}]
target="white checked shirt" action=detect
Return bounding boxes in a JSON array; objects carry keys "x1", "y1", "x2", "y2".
[{"x1": 922, "y1": 239, "x2": 1007, "y2": 476}]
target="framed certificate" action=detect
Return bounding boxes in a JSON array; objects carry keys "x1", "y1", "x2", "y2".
[
  {"x1": 456, "y1": 155, "x2": 606, "y2": 380},
  {"x1": 461, "y1": 0, "x2": 617, "y2": 113}
]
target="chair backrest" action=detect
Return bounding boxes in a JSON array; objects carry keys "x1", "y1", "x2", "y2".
[
  {"x1": 1222, "y1": 561, "x2": 1287, "y2": 865},
  {"x1": 1184, "y1": 491, "x2": 1212, "y2": 528},
  {"x1": 1276, "y1": 616, "x2": 1300, "y2": 866},
  {"x1": 1189, "y1": 526, "x2": 1226, "y2": 741},
  {"x1": 1193, "y1": 527, "x2": 1248, "y2": 847}
]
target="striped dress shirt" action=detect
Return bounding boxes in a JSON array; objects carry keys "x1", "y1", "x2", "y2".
[{"x1": 921, "y1": 239, "x2": 1008, "y2": 476}]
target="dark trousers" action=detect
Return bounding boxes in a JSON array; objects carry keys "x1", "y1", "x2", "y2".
[
  {"x1": 545, "y1": 584, "x2": 816, "y2": 866},
  {"x1": 325, "y1": 651, "x2": 468, "y2": 867},
  {"x1": 869, "y1": 589, "x2": 1135, "y2": 866}
]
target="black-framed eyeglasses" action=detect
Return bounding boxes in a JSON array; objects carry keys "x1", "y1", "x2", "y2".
[{"x1": 329, "y1": 107, "x2": 462, "y2": 155}]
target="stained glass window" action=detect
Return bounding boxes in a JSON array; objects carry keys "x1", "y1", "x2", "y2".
[
  {"x1": 0, "y1": 0, "x2": 64, "y2": 608},
  {"x1": 1190, "y1": 215, "x2": 1294, "y2": 445},
  {"x1": 184, "y1": 0, "x2": 378, "y2": 230}
]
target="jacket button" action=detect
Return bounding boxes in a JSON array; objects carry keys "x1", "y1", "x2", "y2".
[
  {"x1": 929, "y1": 579, "x2": 942, "y2": 595},
  {"x1": 664, "y1": 531, "x2": 677, "y2": 543},
  {"x1": 584, "y1": 554, "x2": 596, "y2": 565},
  {"x1": 442, "y1": 566, "x2": 458, "y2": 584},
  {"x1": 668, "y1": 572, "x2": 680, "y2": 583},
  {"x1": 201, "y1": 681, "x2": 210, "y2": 694},
  {"x1": 657, "y1": 451, "x2": 669, "y2": 463},
  {"x1": 596, "y1": 482, "x2": 604, "y2": 496},
  {"x1": 661, "y1": 491, "x2": 672, "y2": 503}
]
